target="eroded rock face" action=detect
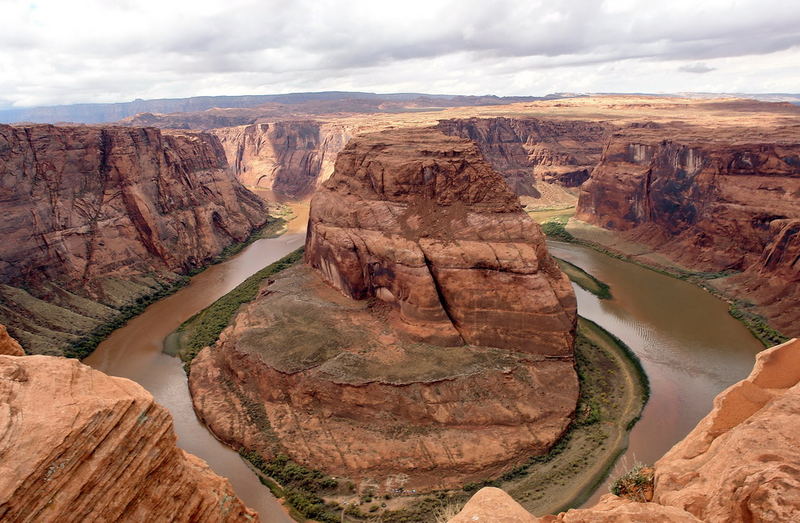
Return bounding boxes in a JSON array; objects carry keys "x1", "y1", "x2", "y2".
[
  {"x1": 0, "y1": 124, "x2": 268, "y2": 354},
  {"x1": 0, "y1": 325, "x2": 23, "y2": 356},
  {"x1": 0, "y1": 354, "x2": 257, "y2": 522},
  {"x1": 212, "y1": 121, "x2": 353, "y2": 199},
  {"x1": 305, "y1": 128, "x2": 577, "y2": 355},
  {"x1": 190, "y1": 128, "x2": 578, "y2": 492},
  {"x1": 576, "y1": 126, "x2": 800, "y2": 336},
  {"x1": 436, "y1": 117, "x2": 611, "y2": 195},
  {"x1": 653, "y1": 337, "x2": 800, "y2": 521}
]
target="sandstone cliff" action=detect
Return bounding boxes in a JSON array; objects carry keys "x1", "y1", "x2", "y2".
[
  {"x1": 451, "y1": 337, "x2": 800, "y2": 522},
  {"x1": 0, "y1": 325, "x2": 23, "y2": 356},
  {"x1": 0, "y1": 124, "x2": 269, "y2": 355},
  {"x1": 0, "y1": 354, "x2": 257, "y2": 522},
  {"x1": 436, "y1": 117, "x2": 611, "y2": 202},
  {"x1": 211, "y1": 121, "x2": 353, "y2": 199},
  {"x1": 305, "y1": 128, "x2": 576, "y2": 353},
  {"x1": 189, "y1": 128, "x2": 578, "y2": 492},
  {"x1": 576, "y1": 125, "x2": 800, "y2": 336}
]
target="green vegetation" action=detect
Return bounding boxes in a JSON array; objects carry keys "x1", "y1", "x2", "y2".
[
  {"x1": 556, "y1": 257, "x2": 612, "y2": 299},
  {"x1": 171, "y1": 248, "x2": 305, "y2": 368},
  {"x1": 541, "y1": 219, "x2": 575, "y2": 241},
  {"x1": 610, "y1": 463, "x2": 654, "y2": 502},
  {"x1": 728, "y1": 299, "x2": 789, "y2": 347},
  {"x1": 64, "y1": 277, "x2": 189, "y2": 359}
]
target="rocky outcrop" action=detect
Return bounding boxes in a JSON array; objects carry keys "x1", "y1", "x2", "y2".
[
  {"x1": 436, "y1": 117, "x2": 611, "y2": 196},
  {"x1": 0, "y1": 124, "x2": 269, "y2": 354},
  {"x1": 190, "y1": 128, "x2": 578, "y2": 492},
  {"x1": 576, "y1": 126, "x2": 800, "y2": 336},
  {"x1": 0, "y1": 354, "x2": 257, "y2": 522},
  {"x1": 0, "y1": 326, "x2": 23, "y2": 356},
  {"x1": 452, "y1": 337, "x2": 800, "y2": 523},
  {"x1": 306, "y1": 128, "x2": 576, "y2": 354},
  {"x1": 212, "y1": 121, "x2": 353, "y2": 199}
]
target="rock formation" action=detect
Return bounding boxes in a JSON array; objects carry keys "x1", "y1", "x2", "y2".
[
  {"x1": 451, "y1": 337, "x2": 800, "y2": 522},
  {"x1": 576, "y1": 125, "x2": 800, "y2": 336},
  {"x1": 436, "y1": 117, "x2": 611, "y2": 197},
  {"x1": 0, "y1": 124, "x2": 269, "y2": 354},
  {"x1": 0, "y1": 354, "x2": 257, "y2": 522},
  {"x1": 211, "y1": 121, "x2": 352, "y2": 198},
  {"x1": 305, "y1": 128, "x2": 576, "y2": 354},
  {"x1": 0, "y1": 325, "x2": 23, "y2": 356},
  {"x1": 190, "y1": 128, "x2": 577, "y2": 492}
]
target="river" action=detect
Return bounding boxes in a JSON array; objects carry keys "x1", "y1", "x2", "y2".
[
  {"x1": 84, "y1": 226, "x2": 306, "y2": 522},
  {"x1": 82, "y1": 216, "x2": 765, "y2": 520},
  {"x1": 547, "y1": 241, "x2": 764, "y2": 506}
]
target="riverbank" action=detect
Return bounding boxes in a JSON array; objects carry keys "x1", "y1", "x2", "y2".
[{"x1": 529, "y1": 208, "x2": 789, "y2": 347}]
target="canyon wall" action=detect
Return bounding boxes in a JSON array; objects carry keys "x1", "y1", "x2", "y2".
[
  {"x1": 576, "y1": 125, "x2": 800, "y2": 336},
  {"x1": 452, "y1": 337, "x2": 800, "y2": 522},
  {"x1": 436, "y1": 117, "x2": 611, "y2": 198},
  {"x1": 211, "y1": 121, "x2": 352, "y2": 199},
  {"x1": 189, "y1": 128, "x2": 578, "y2": 492},
  {"x1": 0, "y1": 124, "x2": 269, "y2": 355},
  {"x1": 0, "y1": 352, "x2": 257, "y2": 522}
]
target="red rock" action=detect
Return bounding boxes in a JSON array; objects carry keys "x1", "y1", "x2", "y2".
[
  {"x1": 189, "y1": 128, "x2": 578, "y2": 492},
  {"x1": 0, "y1": 354, "x2": 257, "y2": 522},
  {"x1": 0, "y1": 325, "x2": 23, "y2": 356},
  {"x1": 0, "y1": 124, "x2": 269, "y2": 354},
  {"x1": 576, "y1": 126, "x2": 800, "y2": 336},
  {"x1": 305, "y1": 128, "x2": 577, "y2": 354}
]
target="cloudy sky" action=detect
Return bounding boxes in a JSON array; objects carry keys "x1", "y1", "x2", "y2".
[{"x1": 2, "y1": 0, "x2": 799, "y2": 108}]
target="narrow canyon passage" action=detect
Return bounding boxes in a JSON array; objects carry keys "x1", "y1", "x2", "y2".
[{"x1": 547, "y1": 241, "x2": 764, "y2": 507}]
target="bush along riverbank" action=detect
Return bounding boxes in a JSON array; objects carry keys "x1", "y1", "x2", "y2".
[
  {"x1": 540, "y1": 218, "x2": 789, "y2": 347},
  {"x1": 166, "y1": 247, "x2": 305, "y2": 370},
  {"x1": 231, "y1": 316, "x2": 649, "y2": 522},
  {"x1": 555, "y1": 257, "x2": 612, "y2": 300}
]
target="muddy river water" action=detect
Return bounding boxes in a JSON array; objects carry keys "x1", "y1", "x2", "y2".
[{"x1": 83, "y1": 216, "x2": 764, "y2": 519}]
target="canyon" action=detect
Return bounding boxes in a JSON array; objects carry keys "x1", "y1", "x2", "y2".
[
  {"x1": 451, "y1": 337, "x2": 800, "y2": 522},
  {"x1": 0, "y1": 329, "x2": 257, "y2": 522},
  {"x1": 0, "y1": 124, "x2": 269, "y2": 356},
  {"x1": 189, "y1": 128, "x2": 578, "y2": 493}
]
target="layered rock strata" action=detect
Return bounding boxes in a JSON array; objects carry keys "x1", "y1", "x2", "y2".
[
  {"x1": 576, "y1": 125, "x2": 800, "y2": 336},
  {"x1": 0, "y1": 354, "x2": 257, "y2": 522},
  {"x1": 451, "y1": 337, "x2": 800, "y2": 522},
  {"x1": 0, "y1": 124, "x2": 269, "y2": 354},
  {"x1": 212, "y1": 121, "x2": 353, "y2": 198},
  {"x1": 190, "y1": 129, "x2": 578, "y2": 492},
  {"x1": 305, "y1": 128, "x2": 576, "y2": 354},
  {"x1": 436, "y1": 117, "x2": 611, "y2": 197}
]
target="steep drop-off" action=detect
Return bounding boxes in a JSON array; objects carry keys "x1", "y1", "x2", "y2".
[
  {"x1": 0, "y1": 124, "x2": 269, "y2": 355},
  {"x1": 576, "y1": 125, "x2": 800, "y2": 336},
  {"x1": 452, "y1": 337, "x2": 800, "y2": 522},
  {"x1": 0, "y1": 353, "x2": 257, "y2": 522},
  {"x1": 211, "y1": 121, "x2": 352, "y2": 199},
  {"x1": 436, "y1": 117, "x2": 611, "y2": 200},
  {"x1": 189, "y1": 129, "x2": 578, "y2": 492}
]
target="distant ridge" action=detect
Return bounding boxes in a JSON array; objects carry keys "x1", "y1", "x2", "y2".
[{"x1": 0, "y1": 91, "x2": 549, "y2": 125}]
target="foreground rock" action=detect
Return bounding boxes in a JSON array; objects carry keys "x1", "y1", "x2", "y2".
[
  {"x1": 452, "y1": 337, "x2": 800, "y2": 522},
  {"x1": 190, "y1": 128, "x2": 577, "y2": 492},
  {"x1": 0, "y1": 354, "x2": 257, "y2": 522},
  {"x1": 576, "y1": 125, "x2": 800, "y2": 336},
  {"x1": 0, "y1": 325, "x2": 23, "y2": 356},
  {"x1": 0, "y1": 124, "x2": 269, "y2": 355}
]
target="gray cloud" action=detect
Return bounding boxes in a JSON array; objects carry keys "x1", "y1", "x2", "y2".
[
  {"x1": 1, "y1": 0, "x2": 799, "y2": 107},
  {"x1": 679, "y1": 63, "x2": 716, "y2": 74}
]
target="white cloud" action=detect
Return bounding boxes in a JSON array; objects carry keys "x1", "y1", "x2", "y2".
[{"x1": 1, "y1": 0, "x2": 799, "y2": 107}]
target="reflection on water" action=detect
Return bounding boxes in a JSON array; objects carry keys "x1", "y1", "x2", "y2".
[
  {"x1": 547, "y1": 241, "x2": 763, "y2": 506},
  {"x1": 85, "y1": 231, "x2": 305, "y2": 522}
]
